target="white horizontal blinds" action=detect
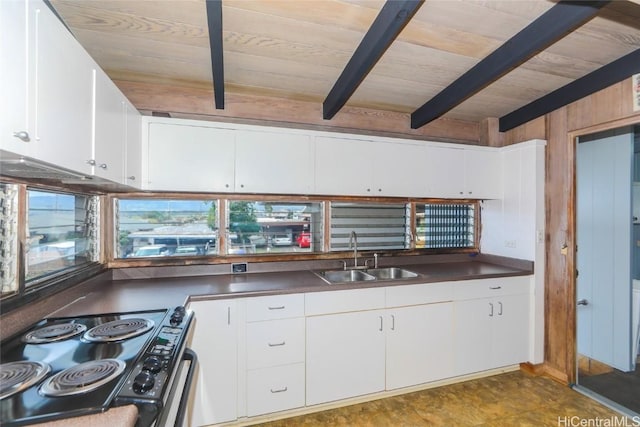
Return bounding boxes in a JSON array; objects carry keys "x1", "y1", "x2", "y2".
[
  {"x1": 330, "y1": 203, "x2": 408, "y2": 251},
  {"x1": 419, "y1": 203, "x2": 475, "y2": 249}
]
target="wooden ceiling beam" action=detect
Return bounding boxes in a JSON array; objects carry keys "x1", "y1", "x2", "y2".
[
  {"x1": 206, "y1": 0, "x2": 224, "y2": 109},
  {"x1": 500, "y1": 48, "x2": 640, "y2": 132},
  {"x1": 410, "y1": 0, "x2": 609, "y2": 129},
  {"x1": 322, "y1": 0, "x2": 423, "y2": 120}
]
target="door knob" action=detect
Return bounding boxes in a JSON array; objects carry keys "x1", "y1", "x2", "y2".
[{"x1": 577, "y1": 299, "x2": 589, "y2": 306}]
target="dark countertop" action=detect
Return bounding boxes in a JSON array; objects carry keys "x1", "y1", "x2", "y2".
[
  {"x1": 51, "y1": 259, "x2": 531, "y2": 317},
  {"x1": 0, "y1": 254, "x2": 532, "y2": 340}
]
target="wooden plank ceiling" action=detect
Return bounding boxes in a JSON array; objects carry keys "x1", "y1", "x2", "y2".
[{"x1": 50, "y1": 0, "x2": 640, "y2": 137}]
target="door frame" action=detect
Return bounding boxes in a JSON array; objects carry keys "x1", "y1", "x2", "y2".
[{"x1": 569, "y1": 116, "x2": 640, "y2": 384}]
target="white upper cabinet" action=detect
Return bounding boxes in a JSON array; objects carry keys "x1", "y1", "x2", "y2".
[
  {"x1": 124, "y1": 101, "x2": 142, "y2": 187},
  {"x1": 425, "y1": 146, "x2": 501, "y2": 199},
  {"x1": 314, "y1": 136, "x2": 428, "y2": 197},
  {"x1": 29, "y1": 0, "x2": 94, "y2": 174},
  {"x1": 92, "y1": 69, "x2": 125, "y2": 182},
  {"x1": 464, "y1": 148, "x2": 502, "y2": 199},
  {"x1": 424, "y1": 146, "x2": 466, "y2": 198},
  {"x1": 146, "y1": 122, "x2": 235, "y2": 192},
  {"x1": 235, "y1": 130, "x2": 314, "y2": 194},
  {"x1": 0, "y1": 0, "x2": 31, "y2": 157}
]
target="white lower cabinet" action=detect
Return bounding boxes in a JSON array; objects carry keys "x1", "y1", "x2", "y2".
[
  {"x1": 386, "y1": 302, "x2": 454, "y2": 390},
  {"x1": 247, "y1": 363, "x2": 305, "y2": 417},
  {"x1": 187, "y1": 300, "x2": 238, "y2": 427},
  {"x1": 453, "y1": 279, "x2": 530, "y2": 376},
  {"x1": 306, "y1": 309, "x2": 386, "y2": 405},
  {"x1": 245, "y1": 294, "x2": 306, "y2": 417}
]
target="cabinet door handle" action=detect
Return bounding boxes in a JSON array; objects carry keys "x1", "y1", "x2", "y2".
[
  {"x1": 227, "y1": 307, "x2": 230, "y2": 325},
  {"x1": 270, "y1": 387, "x2": 288, "y2": 393},
  {"x1": 489, "y1": 286, "x2": 502, "y2": 290},
  {"x1": 379, "y1": 316, "x2": 383, "y2": 331},
  {"x1": 391, "y1": 314, "x2": 395, "y2": 331},
  {"x1": 268, "y1": 341, "x2": 285, "y2": 347},
  {"x1": 86, "y1": 159, "x2": 96, "y2": 166},
  {"x1": 489, "y1": 302, "x2": 494, "y2": 317},
  {"x1": 99, "y1": 163, "x2": 107, "y2": 169},
  {"x1": 13, "y1": 131, "x2": 30, "y2": 142},
  {"x1": 268, "y1": 305, "x2": 285, "y2": 310},
  {"x1": 498, "y1": 302, "x2": 503, "y2": 316},
  {"x1": 127, "y1": 176, "x2": 136, "y2": 181}
]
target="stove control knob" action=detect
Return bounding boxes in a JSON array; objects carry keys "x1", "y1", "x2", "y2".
[
  {"x1": 142, "y1": 356, "x2": 163, "y2": 373},
  {"x1": 170, "y1": 312, "x2": 184, "y2": 325},
  {"x1": 133, "y1": 371, "x2": 155, "y2": 394}
]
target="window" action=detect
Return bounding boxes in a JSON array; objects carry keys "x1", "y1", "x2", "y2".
[
  {"x1": 415, "y1": 203, "x2": 475, "y2": 249},
  {"x1": 227, "y1": 200, "x2": 323, "y2": 254},
  {"x1": 330, "y1": 202, "x2": 410, "y2": 251},
  {"x1": 115, "y1": 199, "x2": 218, "y2": 258},
  {"x1": 26, "y1": 188, "x2": 99, "y2": 284}
]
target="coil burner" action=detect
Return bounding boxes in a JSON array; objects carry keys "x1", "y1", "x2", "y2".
[
  {"x1": 39, "y1": 359, "x2": 126, "y2": 397},
  {"x1": 0, "y1": 361, "x2": 51, "y2": 400},
  {"x1": 84, "y1": 318, "x2": 154, "y2": 343},
  {"x1": 22, "y1": 323, "x2": 87, "y2": 344}
]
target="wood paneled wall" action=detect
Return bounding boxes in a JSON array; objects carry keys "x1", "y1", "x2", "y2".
[
  {"x1": 115, "y1": 80, "x2": 480, "y2": 144},
  {"x1": 504, "y1": 77, "x2": 640, "y2": 383}
]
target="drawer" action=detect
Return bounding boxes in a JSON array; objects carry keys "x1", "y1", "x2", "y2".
[
  {"x1": 453, "y1": 276, "x2": 531, "y2": 301},
  {"x1": 305, "y1": 287, "x2": 385, "y2": 316},
  {"x1": 246, "y1": 318, "x2": 305, "y2": 369},
  {"x1": 246, "y1": 363, "x2": 305, "y2": 417},
  {"x1": 246, "y1": 294, "x2": 304, "y2": 321},
  {"x1": 386, "y1": 282, "x2": 454, "y2": 308}
]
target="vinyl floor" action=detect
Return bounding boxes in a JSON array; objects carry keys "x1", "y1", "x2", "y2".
[{"x1": 251, "y1": 371, "x2": 631, "y2": 427}]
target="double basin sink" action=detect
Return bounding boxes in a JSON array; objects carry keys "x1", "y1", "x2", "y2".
[{"x1": 315, "y1": 267, "x2": 419, "y2": 285}]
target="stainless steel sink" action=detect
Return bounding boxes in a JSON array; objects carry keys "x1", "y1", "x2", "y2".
[
  {"x1": 315, "y1": 269, "x2": 376, "y2": 284},
  {"x1": 365, "y1": 267, "x2": 419, "y2": 280}
]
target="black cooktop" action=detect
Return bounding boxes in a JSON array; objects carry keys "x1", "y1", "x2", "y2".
[{"x1": 0, "y1": 309, "x2": 169, "y2": 426}]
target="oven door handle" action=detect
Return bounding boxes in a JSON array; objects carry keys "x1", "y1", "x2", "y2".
[{"x1": 174, "y1": 348, "x2": 197, "y2": 427}]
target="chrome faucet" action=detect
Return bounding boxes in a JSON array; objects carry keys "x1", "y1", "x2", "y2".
[{"x1": 348, "y1": 231, "x2": 358, "y2": 268}]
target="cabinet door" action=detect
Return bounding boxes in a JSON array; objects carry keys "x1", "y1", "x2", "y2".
[
  {"x1": 235, "y1": 130, "x2": 313, "y2": 194},
  {"x1": 30, "y1": 0, "x2": 93, "y2": 174},
  {"x1": 453, "y1": 298, "x2": 493, "y2": 376},
  {"x1": 314, "y1": 136, "x2": 373, "y2": 196},
  {"x1": 370, "y1": 142, "x2": 428, "y2": 197},
  {"x1": 464, "y1": 149, "x2": 501, "y2": 199},
  {"x1": 492, "y1": 293, "x2": 530, "y2": 368},
  {"x1": 306, "y1": 310, "x2": 385, "y2": 405},
  {"x1": 188, "y1": 300, "x2": 237, "y2": 426},
  {"x1": 386, "y1": 303, "x2": 455, "y2": 390},
  {"x1": 0, "y1": 0, "x2": 32, "y2": 156},
  {"x1": 124, "y1": 101, "x2": 141, "y2": 187},
  {"x1": 424, "y1": 146, "x2": 465, "y2": 198},
  {"x1": 147, "y1": 123, "x2": 235, "y2": 191},
  {"x1": 93, "y1": 69, "x2": 125, "y2": 182}
]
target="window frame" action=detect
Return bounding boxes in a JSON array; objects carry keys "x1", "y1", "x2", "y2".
[
  {"x1": 0, "y1": 180, "x2": 105, "y2": 312},
  {"x1": 108, "y1": 193, "x2": 480, "y2": 267}
]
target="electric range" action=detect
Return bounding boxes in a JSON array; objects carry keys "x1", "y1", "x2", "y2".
[{"x1": 0, "y1": 306, "x2": 195, "y2": 426}]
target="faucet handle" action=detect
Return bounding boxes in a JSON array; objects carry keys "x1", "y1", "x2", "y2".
[{"x1": 340, "y1": 260, "x2": 347, "y2": 270}]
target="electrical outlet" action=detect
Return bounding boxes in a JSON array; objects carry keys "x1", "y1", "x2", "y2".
[
  {"x1": 536, "y1": 230, "x2": 544, "y2": 244},
  {"x1": 504, "y1": 240, "x2": 516, "y2": 248},
  {"x1": 232, "y1": 263, "x2": 248, "y2": 273}
]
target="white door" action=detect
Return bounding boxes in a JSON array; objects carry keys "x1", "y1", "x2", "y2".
[
  {"x1": 93, "y1": 69, "x2": 125, "y2": 182},
  {"x1": 386, "y1": 303, "x2": 454, "y2": 390},
  {"x1": 577, "y1": 130, "x2": 634, "y2": 372},
  {"x1": 306, "y1": 310, "x2": 385, "y2": 405},
  {"x1": 187, "y1": 300, "x2": 238, "y2": 426},
  {"x1": 453, "y1": 298, "x2": 493, "y2": 375}
]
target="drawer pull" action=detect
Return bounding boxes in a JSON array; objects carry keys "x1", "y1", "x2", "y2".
[
  {"x1": 489, "y1": 286, "x2": 502, "y2": 290},
  {"x1": 268, "y1": 306, "x2": 285, "y2": 310},
  {"x1": 268, "y1": 341, "x2": 286, "y2": 347},
  {"x1": 270, "y1": 387, "x2": 288, "y2": 393}
]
